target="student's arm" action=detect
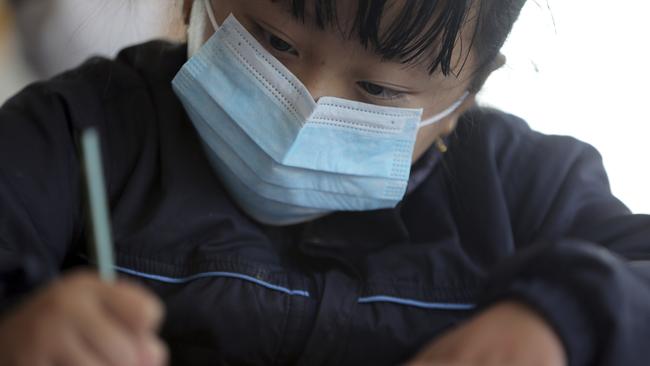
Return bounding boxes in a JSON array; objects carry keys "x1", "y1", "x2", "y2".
[{"x1": 481, "y1": 130, "x2": 650, "y2": 365}]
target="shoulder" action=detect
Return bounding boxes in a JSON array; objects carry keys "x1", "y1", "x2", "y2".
[
  {"x1": 2, "y1": 40, "x2": 188, "y2": 160},
  {"x1": 1, "y1": 40, "x2": 189, "y2": 201},
  {"x1": 48, "y1": 40, "x2": 186, "y2": 105},
  {"x1": 3, "y1": 40, "x2": 186, "y2": 126},
  {"x1": 447, "y1": 107, "x2": 625, "y2": 242},
  {"x1": 451, "y1": 107, "x2": 602, "y2": 180}
]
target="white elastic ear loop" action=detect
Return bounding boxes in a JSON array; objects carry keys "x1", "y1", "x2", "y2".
[
  {"x1": 418, "y1": 92, "x2": 470, "y2": 128},
  {"x1": 203, "y1": 0, "x2": 219, "y2": 31}
]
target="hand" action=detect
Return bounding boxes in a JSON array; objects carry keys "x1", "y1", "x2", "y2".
[
  {"x1": 0, "y1": 271, "x2": 167, "y2": 366},
  {"x1": 405, "y1": 301, "x2": 567, "y2": 366}
]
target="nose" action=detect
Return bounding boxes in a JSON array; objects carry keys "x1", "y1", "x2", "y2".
[{"x1": 293, "y1": 66, "x2": 350, "y2": 102}]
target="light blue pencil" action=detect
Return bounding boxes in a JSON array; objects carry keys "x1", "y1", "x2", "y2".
[{"x1": 80, "y1": 128, "x2": 117, "y2": 283}]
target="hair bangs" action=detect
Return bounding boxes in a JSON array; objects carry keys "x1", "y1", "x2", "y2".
[{"x1": 286, "y1": 0, "x2": 474, "y2": 75}]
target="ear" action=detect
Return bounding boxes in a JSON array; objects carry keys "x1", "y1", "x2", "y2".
[
  {"x1": 492, "y1": 53, "x2": 506, "y2": 72},
  {"x1": 469, "y1": 52, "x2": 506, "y2": 93},
  {"x1": 183, "y1": 0, "x2": 194, "y2": 25}
]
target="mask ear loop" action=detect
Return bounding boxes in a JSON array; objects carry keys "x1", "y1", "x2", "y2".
[
  {"x1": 419, "y1": 91, "x2": 470, "y2": 128},
  {"x1": 203, "y1": 0, "x2": 219, "y2": 30}
]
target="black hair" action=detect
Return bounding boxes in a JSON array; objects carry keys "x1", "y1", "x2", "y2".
[{"x1": 284, "y1": 0, "x2": 527, "y2": 91}]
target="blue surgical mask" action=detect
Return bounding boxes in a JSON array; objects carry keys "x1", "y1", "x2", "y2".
[{"x1": 173, "y1": 0, "x2": 468, "y2": 226}]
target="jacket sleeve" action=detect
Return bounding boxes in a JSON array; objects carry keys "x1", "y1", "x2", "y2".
[
  {"x1": 480, "y1": 130, "x2": 650, "y2": 366},
  {"x1": 0, "y1": 84, "x2": 84, "y2": 315}
]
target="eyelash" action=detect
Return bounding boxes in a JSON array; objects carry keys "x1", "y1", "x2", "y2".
[
  {"x1": 357, "y1": 81, "x2": 405, "y2": 100},
  {"x1": 260, "y1": 27, "x2": 299, "y2": 56}
]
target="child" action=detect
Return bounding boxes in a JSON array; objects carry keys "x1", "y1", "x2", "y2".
[{"x1": 0, "y1": 0, "x2": 648, "y2": 365}]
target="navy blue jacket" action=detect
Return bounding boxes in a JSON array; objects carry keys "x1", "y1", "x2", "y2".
[{"x1": 1, "y1": 42, "x2": 649, "y2": 366}]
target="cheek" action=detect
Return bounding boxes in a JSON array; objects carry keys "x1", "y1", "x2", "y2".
[
  {"x1": 411, "y1": 125, "x2": 440, "y2": 163},
  {"x1": 201, "y1": 24, "x2": 213, "y2": 43},
  {"x1": 195, "y1": 0, "x2": 240, "y2": 43}
]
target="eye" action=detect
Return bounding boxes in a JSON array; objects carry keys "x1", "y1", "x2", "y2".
[
  {"x1": 357, "y1": 81, "x2": 405, "y2": 100},
  {"x1": 265, "y1": 31, "x2": 299, "y2": 56}
]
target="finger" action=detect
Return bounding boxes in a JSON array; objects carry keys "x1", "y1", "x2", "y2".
[
  {"x1": 136, "y1": 336, "x2": 169, "y2": 366},
  {"x1": 101, "y1": 280, "x2": 164, "y2": 333},
  {"x1": 55, "y1": 331, "x2": 104, "y2": 366},
  {"x1": 74, "y1": 305, "x2": 138, "y2": 366}
]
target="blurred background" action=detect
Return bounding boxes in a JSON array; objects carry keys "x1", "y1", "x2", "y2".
[
  {"x1": 0, "y1": 0, "x2": 184, "y2": 100},
  {"x1": 479, "y1": 0, "x2": 650, "y2": 214},
  {"x1": 1, "y1": 0, "x2": 648, "y2": 213}
]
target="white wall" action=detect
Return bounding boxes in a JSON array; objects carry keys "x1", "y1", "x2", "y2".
[
  {"x1": 13, "y1": 0, "x2": 184, "y2": 77},
  {"x1": 479, "y1": 0, "x2": 650, "y2": 214}
]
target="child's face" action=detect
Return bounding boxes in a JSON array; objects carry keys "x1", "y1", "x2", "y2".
[{"x1": 192, "y1": 0, "x2": 483, "y2": 162}]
